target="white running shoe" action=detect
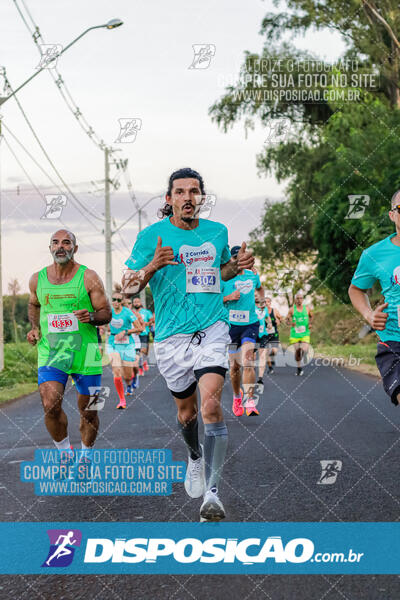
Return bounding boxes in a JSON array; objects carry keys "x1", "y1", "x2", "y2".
[
  {"x1": 200, "y1": 487, "x2": 226, "y2": 522},
  {"x1": 184, "y1": 447, "x2": 205, "y2": 498}
]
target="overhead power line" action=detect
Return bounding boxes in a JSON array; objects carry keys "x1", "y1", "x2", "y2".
[
  {"x1": 14, "y1": 0, "x2": 107, "y2": 152},
  {"x1": 1, "y1": 68, "x2": 104, "y2": 228}
]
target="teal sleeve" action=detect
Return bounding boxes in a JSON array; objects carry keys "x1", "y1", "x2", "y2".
[
  {"x1": 351, "y1": 250, "x2": 377, "y2": 290},
  {"x1": 221, "y1": 227, "x2": 231, "y2": 264},
  {"x1": 125, "y1": 229, "x2": 155, "y2": 270},
  {"x1": 255, "y1": 273, "x2": 261, "y2": 288}
]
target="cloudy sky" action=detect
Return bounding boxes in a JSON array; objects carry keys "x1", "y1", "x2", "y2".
[{"x1": 0, "y1": 0, "x2": 345, "y2": 293}]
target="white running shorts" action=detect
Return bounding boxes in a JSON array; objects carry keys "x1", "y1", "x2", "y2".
[{"x1": 154, "y1": 320, "x2": 230, "y2": 393}]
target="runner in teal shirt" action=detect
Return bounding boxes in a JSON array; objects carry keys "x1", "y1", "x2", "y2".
[
  {"x1": 122, "y1": 167, "x2": 256, "y2": 523},
  {"x1": 222, "y1": 246, "x2": 264, "y2": 418},
  {"x1": 140, "y1": 308, "x2": 153, "y2": 335},
  {"x1": 125, "y1": 216, "x2": 231, "y2": 342},
  {"x1": 350, "y1": 194, "x2": 400, "y2": 406},
  {"x1": 222, "y1": 270, "x2": 261, "y2": 326},
  {"x1": 351, "y1": 233, "x2": 400, "y2": 342}
]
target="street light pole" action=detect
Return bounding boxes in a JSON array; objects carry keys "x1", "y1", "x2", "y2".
[{"x1": 0, "y1": 18, "x2": 123, "y2": 371}]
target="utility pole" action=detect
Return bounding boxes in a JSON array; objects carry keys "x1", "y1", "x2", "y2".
[
  {"x1": 0, "y1": 121, "x2": 4, "y2": 371},
  {"x1": 104, "y1": 147, "x2": 112, "y2": 298},
  {"x1": 0, "y1": 20, "x2": 123, "y2": 372}
]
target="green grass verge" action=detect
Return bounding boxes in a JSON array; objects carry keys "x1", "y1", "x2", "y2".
[
  {"x1": 0, "y1": 342, "x2": 37, "y2": 403},
  {"x1": 0, "y1": 382, "x2": 37, "y2": 404},
  {"x1": 315, "y1": 343, "x2": 377, "y2": 368}
]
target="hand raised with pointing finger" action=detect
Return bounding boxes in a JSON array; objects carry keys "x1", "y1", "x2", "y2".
[
  {"x1": 368, "y1": 302, "x2": 388, "y2": 330},
  {"x1": 151, "y1": 237, "x2": 178, "y2": 271},
  {"x1": 237, "y1": 241, "x2": 255, "y2": 272}
]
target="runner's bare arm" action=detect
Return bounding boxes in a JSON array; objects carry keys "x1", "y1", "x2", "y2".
[
  {"x1": 307, "y1": 306, "x2": 314, "y2": 328},
  {"x1": 223, "y1": 291, "x2": 240, "y2": 302},
  {"x1": 348, "y1": 284, "x2": 388, "y2": 330},
  {"x1": 123, "y1": 237, "x2": 177, "y2": 293},
  {"x1": 76, "y1": 269, "x2": 112, "y2": 325},
  {"x1": 132, "y1": 320, "x2": 145, "y2": 334},
  {"x1": 137, "y1": 314, "x2": 145, "y2": 327},
  {"x1": 286, "y1": 306, "x2": 293, "y2": 325},
  {"x1": 220, "y1": 260, "x2": 239, "y2": 281},
  {"x1": 221, "y1": 242, "x2": 255, "y2": 280},
  {"x1": 256, "y1": 285, "x2": 265, "y2": 302},
  {"x1": 27, "y1": 272, "x2": 40, "y2": 345}
]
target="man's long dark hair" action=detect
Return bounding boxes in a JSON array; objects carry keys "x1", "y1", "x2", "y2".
[{"x1": 158, "y1": 167, "x2": 205, "y2": 219}]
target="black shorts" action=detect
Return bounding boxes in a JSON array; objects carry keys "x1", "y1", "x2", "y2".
[
  {"x1": 228, "y1": 322, "x2": 259, "y2": 352},
  {"x1": 375, "y1": 340, "x2": 400, "y2": 405},
  {"x1": 139, "y1": 334, "x2": 149, "y2": 347}
]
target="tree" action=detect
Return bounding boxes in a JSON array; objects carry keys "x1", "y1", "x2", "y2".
[{"x1": 209, "y1": 0, "x2": 400, "y2": 300}]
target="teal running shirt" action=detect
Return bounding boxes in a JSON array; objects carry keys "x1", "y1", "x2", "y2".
[
  {"x1": 256, "y1": 307, "x2": 268, "y2": 337},
  {"x1": 110, "y1": 306, "x2": 137, "y2": 345},
  {"x1": 125, "y1": 217, "x2": 231, "y2": 341},
  {"x1": 351, "y1": 233, "x2": 400, "y2": 342},
  {"x1": 222, "y1": 270, "x2": 261, "y2": 325},
  {"x1": 138, "y1": 308, "x2": 153, "y2": 335}
]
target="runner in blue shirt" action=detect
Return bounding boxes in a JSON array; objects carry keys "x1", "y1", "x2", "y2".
[
  {"x1": 349, "y1": 189, "x2": 400, "y2": 406},
  {"x1": 122, "y1": 167, "x2": 255, "y2": 521}
]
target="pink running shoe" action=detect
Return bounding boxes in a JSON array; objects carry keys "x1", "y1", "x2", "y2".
[
  {"x1": 245, "y1": 398, "x2": 259, "y2": 416},
  {"x1": 232, "y1": 390, "x2": 244, "y2": 417}
]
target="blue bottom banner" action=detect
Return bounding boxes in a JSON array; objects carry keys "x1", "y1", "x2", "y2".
[{"x1": 1, "y1": 522, "x2": 399, "y2": 574}]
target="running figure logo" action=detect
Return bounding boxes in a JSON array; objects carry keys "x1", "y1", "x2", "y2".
[
  {"x1": 345, "y1": 195, "x2": 370, "y2": 219},
  {"x1": 317, "y1": 460, "x2": 342, "y2": 485},
  {"x1": 37, "y1": 44, "x2": 62, "y2": 69},
  {"x1": 42, "y1": 529, "x2": 82, "y2": 567},
  {"x1": 273, "y1": 269, "x2": 299, "y2": 295},
  {"x1": 188, "y1": 44, "x2": 216, "y2": 69},
  {"x1": 115, "y1": 118, "x2": 142, "y2": 143},
  {"x1": 193, "y1": 194, "x2": 217, "y2": 219},
  {"x1": 87, "y1": 386, "x2": 110, "y2": 411},
  {"x1": 264, "y1": 118, "x2": 291, "y2": 146},
  {"x1": 41, "y1": 194, "x2": 67, "y2": 220}
]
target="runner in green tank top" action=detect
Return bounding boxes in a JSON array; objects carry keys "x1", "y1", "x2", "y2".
[
  {"x1": 27, "y1": 230, "x2": 111, "y2": 469},
  {"x1": 287, "y1": 292, "x2": 313, "y2": 376}
]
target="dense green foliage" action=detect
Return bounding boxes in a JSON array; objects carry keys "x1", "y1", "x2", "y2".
[
  {"x1": 210, "y1": 0, "x2": 400, "y2": 301},
  {"x1": 3, "y1": 293, "x2": 30, "y2": 343}
]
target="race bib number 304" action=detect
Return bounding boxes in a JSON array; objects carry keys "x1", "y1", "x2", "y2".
[
  {"x1": 48, "y1": 313, "x2": 79, "y2": 333},
  {"x1": 186, "y1": 267, "x2": 220, "y2": 293}
]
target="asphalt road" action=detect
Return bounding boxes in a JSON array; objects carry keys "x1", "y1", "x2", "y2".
[{"x1": 1, "y1": 353, "x2": 400, "y2": 599}]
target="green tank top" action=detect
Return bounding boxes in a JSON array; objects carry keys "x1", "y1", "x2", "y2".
[
  {"x1": 290, "y1": 303, "x2": 310, "y2": 339},
  {"x1": 37, "y1": 265, "x2": 102, "y2": 375}
]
